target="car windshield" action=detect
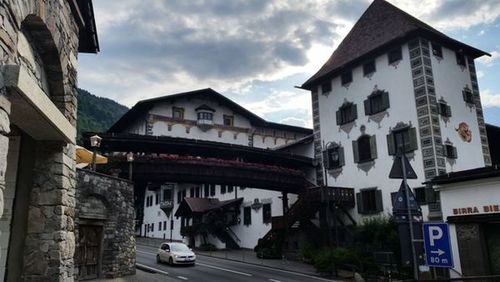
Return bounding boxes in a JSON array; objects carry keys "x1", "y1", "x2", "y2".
[{"x1": 170, "y1": 243, "x2": 190, "y2": 252}]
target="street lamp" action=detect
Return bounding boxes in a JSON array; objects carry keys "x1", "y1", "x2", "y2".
[
  {"x1": 90, "y1": 134, "x2": 102, "y2": 171},
  {"x1": 126, "y1": 152, "x2": 134, "y2": 181}
]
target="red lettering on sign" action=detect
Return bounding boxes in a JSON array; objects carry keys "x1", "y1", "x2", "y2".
[{"x1": 453, "y1": 208, "x2": 458, "y2": 215}]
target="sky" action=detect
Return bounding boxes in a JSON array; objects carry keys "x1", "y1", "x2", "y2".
[{"x1": 78, "y1": 0, "x2": 500, "y2": 129}]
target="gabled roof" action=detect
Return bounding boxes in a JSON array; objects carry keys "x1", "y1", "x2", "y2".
[
  {"x1": 174, "y1": 197, "x2": 243, "y2": 217},
  {"x1": 301, "y1": 0, "x2": 489, "y2": 89},
  {"x1": 108, "y1": 88, "x2": 312, "y2": 134}
]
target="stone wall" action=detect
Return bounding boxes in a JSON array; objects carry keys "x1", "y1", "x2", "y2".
[
  {"x1": 76, "y1": 169, "x2": 136, "y2": 279},
  {"x1": 0, "y1": 0, "x2": 83, "y2": 281}
]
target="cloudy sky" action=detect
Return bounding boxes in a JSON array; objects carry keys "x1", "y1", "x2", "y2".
[{"x1": 78, "y1": 0, "x2": 500, "y2": 128}]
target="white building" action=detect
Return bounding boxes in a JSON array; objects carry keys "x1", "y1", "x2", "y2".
[
  {"x1": 108, "y1": 88, "x2": 312, "y2": 249},
  {"x1": 300, "y1": 0, "x2": 491, "y2": 224},
  {"x1": 429, "y1": 166, "x2": 500, "y2": 277}
]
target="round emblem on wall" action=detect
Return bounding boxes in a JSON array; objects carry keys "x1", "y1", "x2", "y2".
[{"x1": 455, "y1": 122, "x2": 472, "y2": 143}]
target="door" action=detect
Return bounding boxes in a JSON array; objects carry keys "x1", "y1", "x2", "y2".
[
  {"x1": 76, "y1": 225, "x2": 103, "y2": 280},
  {"x1": 485, "y1": 223, "x2": 500, "y2": 275}
]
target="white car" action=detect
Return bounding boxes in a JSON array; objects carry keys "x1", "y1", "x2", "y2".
[{"x1": 156, "y1": 242, "x2": 196, "y2": 265}]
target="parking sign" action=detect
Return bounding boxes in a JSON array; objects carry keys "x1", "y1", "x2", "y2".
[{"x1": 423, "y1": 223, "x2": 453, "y2": 268}]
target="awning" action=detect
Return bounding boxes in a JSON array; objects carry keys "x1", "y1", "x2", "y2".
[{"x1": 76, "y1": 145, "x2": 108, "y2": 165}]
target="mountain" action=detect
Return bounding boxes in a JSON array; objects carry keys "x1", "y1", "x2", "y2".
[{"x1": 77, "y1": 88, "x2": 128, "y2": 144}]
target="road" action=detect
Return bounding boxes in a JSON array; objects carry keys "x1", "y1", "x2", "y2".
[{"x1": 136, "y1": 244, "x2": 338, "y2": 282}]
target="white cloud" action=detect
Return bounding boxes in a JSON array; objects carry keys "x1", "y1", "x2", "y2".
[
  {"x1": 477, "y1": 51, "x2": 500, "y2": 66},
  {"x1": 481, "y1": 89, "x2": 500, "y2": 108}
]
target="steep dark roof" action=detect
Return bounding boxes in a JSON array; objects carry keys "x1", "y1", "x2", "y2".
[
  {"x1": 69, "y1": 0, "x2": 100, "y2": 53},
  {"x1": 301, "y1": 0, "x2": 489, "y2": 89},
  {"x1": 486, "y1": 123, "x2": 500, "y2": 165},
  {"x1": 108, "y1": 88, "x2": 312, "y2": 134},
  {"x1": 427, "y1": 165, "x2": 500, "y2": 186}
]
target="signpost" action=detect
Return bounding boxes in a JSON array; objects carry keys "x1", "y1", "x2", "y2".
[{"x1": 423, "y1": 223, "x2": 453, "y2": 268}]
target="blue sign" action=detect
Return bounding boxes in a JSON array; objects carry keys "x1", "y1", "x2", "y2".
[{"x1": 423, "y1": 223, "x2": 453, "y2": 268}]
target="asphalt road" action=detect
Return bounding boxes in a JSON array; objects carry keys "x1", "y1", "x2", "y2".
[{"x1": 136, "y1": 244, "x2": 339, "y2": 282}]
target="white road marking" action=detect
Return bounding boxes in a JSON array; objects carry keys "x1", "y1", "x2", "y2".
[
  {"x1": 177, "y1": 276, "x2": 188, "y2": 280},
  {"x1": 196, "y1": 262, "x2": 253, "y2": 277},
  {"x1": 137, "y1": 250, "x2": 154, "y2": 255},
  {"x1": 269, "y1": 279, "x2": 282, "y2": 282},
  {"x1": 135, "y1": 263, "x2": 169, "y2": 276}
]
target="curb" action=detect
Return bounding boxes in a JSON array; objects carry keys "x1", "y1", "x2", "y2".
[{"x1": 135, "y1": 263, "x2": 158, "y2": 273}]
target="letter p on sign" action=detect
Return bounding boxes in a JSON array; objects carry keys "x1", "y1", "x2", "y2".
[{"x1": 429, "y1": 226, "x2": 443, "y2": 246}]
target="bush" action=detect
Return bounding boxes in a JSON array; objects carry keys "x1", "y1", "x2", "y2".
[
  {"x1": 313, "y1": 247, "x2": 359, "y2": 275},
  {"x1": 198, "y1": 243, "x2": 217, "y2": 251},
  {"x1": 300, "y1": 244, "x2": 316, "y2": 264}
]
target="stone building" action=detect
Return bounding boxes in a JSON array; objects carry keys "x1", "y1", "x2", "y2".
[
  {"x1": 75, "y1": 169, "x2": 135, "y2": 280},
  {"x1": 0, "y1": 0, "x2": 98, "y2": 281}
]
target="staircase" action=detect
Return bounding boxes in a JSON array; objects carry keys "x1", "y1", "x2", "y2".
[
  {"x1": 258, "y1": 186, "x2": 356, "y2": 248},
  {"x1": 215, "y1": 227, "x2": 240, "y2": 249}
]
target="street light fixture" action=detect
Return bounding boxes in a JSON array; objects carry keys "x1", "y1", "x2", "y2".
[
  {"x1": 126, "y1": 152, "x2": 134, "y2": 181},
  {"x1": 90, "y1": 134, "x2": 102, "y2": 171}
]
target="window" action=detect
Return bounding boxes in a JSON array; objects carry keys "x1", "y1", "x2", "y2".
[
  {"x1": 171, "y1": 220, "x2": 174, "y2": 230},
  {"x1": 243, "y1": 207, "x2": 252, "y2": 225},
  {"x1": 159, "y1": 221, "x2": 162, "y2": 231},
  {"x1": 323, "y1": 144, "x2": 345, "y2": 169},
  {"x1": 197, "y1": 112, "x2": 213, "y2": 121},
  {"x1": 162, "y1": 185, "x2": 173, "y2": 202},
  {"x1": 223, "y1": 115, "x2": 234, "y2": 126},
  {"x1": 210, "y1": 184, "x2": 216, "y2": 196},
  {"x1": 462, "y1": 87, "x2": 474, "y2": 104},
  {"x1": 437, "y1": 101, "x2": 452, "y2": 117},
  {"x1": 172, "y1": 107, "x2": 184, "y2": 119},
  {"x1": 155, "y1": 193, "x2": 159, "y2": 205},
  {"x1": 321, "y1": 82, "x2": 331, "y2": 94},
  {"x1": 364, "y1": 90, "x2": 390, "y2": 115},
  {"x1": 431, "y1": 43, "x2": 442, "y2": 58},
  {"x1": 221, "y1": 185, "x2": 226, "y2": 194},
  {"x1": 356, "y1": 189, "x2": 383, "y2": 214},
  {"x1": 336, "y1": 102, "x2": 357, "y2": 125},
  {"x1": 263, "y1": 203, "x2": 272, "y2": 223},
  {"x1": 202, "y1": 184, "x2": 208, "y2": 197},
  {"x1": 341, "y1": 71, "x2": 352, "y2": 85},
  {"x1": 190, "y1": 188, "x2": 194, "y2": 197},
  {"x1": 414, "y1": 187, "x2": 437, "y2": 205},
  {"x1": 388, "y1": 47, "x2": 402, "y2": 64},
  {"x1": 353, "y1": 135, "x2": 377, "y2": 163},
  {"x1": 444, "y1": 144, "x2": 457, "y2": 159},
  {"x1": 363, "y1": 60, "x2": 376, "y2": 76},
  {"x1": 387, "y1": 126, "x2": 418, "y2": 155},
  {"x1": 195, "y1": 187, "x2": 200, "y2": 198},
  {"x1": 151, "y1": 223, "x2": 154, "y2": 232},
  {"x1": 456, "y1": 52, "x2": 466, "y2": 67},
  {"x1": 177, "y1": 191, "x2": 182, "y2": 204},
  {"x1": 228, "y1": 185, "x2": 234, "y2": 193},
  {"x1": 163, "y1": 221, "x2": 167, "y2": 230}
]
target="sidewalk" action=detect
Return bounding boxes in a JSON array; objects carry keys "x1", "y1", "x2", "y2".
[{"x1": 90, "y1": 269, "x2": 175, "y2": 282}]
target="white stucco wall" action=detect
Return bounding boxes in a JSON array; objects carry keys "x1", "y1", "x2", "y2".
[
  {"x1": 317, "y1": 42, "x2": 424, "y2": 222},
  {"x1": 141, "y1": 184, "x2": 297, "y2": 249},
  {"x1": 431, "y1": 46, "x2": 485, "y2": 172}
]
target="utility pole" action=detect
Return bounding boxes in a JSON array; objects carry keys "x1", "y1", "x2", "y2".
[{"x1": 401, "y1": 154, "x2": 419, "y2": 281}]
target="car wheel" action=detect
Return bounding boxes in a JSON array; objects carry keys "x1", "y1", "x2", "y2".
[
  {"x1": 156, "y1": 255, "x2": 161, "y2": 264},
  {"x1": 169, "y1": 257, "x2": 174, "y2": 266}
]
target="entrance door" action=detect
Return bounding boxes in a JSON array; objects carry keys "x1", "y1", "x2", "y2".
[
  {"x1": 485, "y1": 223, "x2": 500, "y2": 275},
  {"x1": 76, "y1": 225, "x2": 103, "y2": 280}
]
